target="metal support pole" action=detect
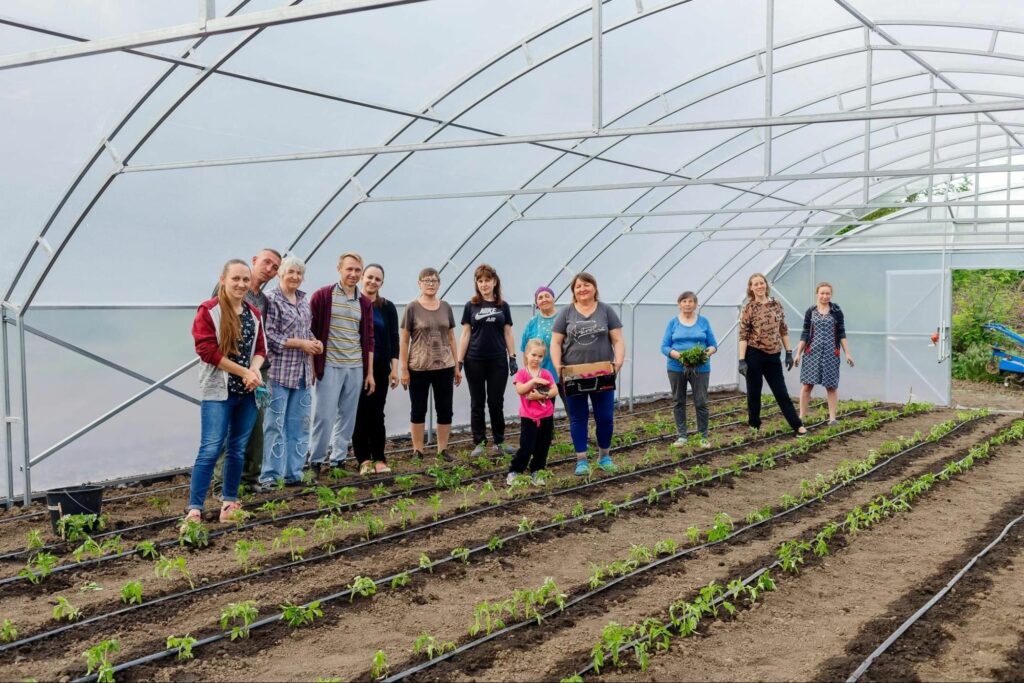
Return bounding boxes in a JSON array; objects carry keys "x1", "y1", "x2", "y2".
[
  {"x1": 629, "y1": 303, "x2": 636, "y2": 410},
  {"x1": 863, "y1": 28, "x2": 872, "y2": 204},
  {"x1": 975, "y1": 117, "x2": 981, "y2": 233},
  {"x1": 1007, "y1": 132, "x2": 1012, "y2": 240},
  {"x1": 17, "y1": 317, "x2": 30, "y2": 506},
  {"x1": 1, "y1": 308, "x2": 14, "y2": 509},
  {"x1": 591, "y1": 0, "x2": 603, "y2": 132},
  {"x1": 763, "y1": 0, "x2": 774, "y2": 177}
]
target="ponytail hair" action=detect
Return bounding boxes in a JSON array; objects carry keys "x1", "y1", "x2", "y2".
[{"x1": 217, "y1": 259, "x2": 249, "y2": 358}]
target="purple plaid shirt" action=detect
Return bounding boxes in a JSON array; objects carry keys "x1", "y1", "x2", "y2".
[{"x1": 264, "y1": 286, "x2": 315, "y2": 389}]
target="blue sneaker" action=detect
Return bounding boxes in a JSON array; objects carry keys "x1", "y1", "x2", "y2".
[
  {"x1": 597, "y1": 454, "x2": 616, "y2": 472},
  {"x1": 575, "y1": 459, "x2": 591, "y2": 476}
]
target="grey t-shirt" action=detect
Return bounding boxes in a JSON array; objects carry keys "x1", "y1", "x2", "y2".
[{"x1": 553, "y1": 302, "x2": 623, "y2": 366}]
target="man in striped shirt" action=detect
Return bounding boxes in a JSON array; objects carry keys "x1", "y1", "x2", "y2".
[{"x1": 309, "y1": 252, "x2": 375, "y2": 470}]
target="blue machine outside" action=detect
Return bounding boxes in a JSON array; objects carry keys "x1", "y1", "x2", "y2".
[{"x1": 983, "y1": 323, "x2": 1024, "y2": 384}]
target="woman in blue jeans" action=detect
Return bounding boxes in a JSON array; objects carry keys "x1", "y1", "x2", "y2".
[
  {"x1": 259, "y1": 255, "x2": 321, "y2": 488},
  {"x1": 550, "y1": 272, "x2": 626, "y2": 476},
  {"x1": 184, "y1": 259, "x2": 267, "y2": 527}
]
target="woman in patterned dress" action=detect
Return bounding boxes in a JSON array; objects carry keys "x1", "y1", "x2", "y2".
[{"x1": 793, "y1": 282, "x2": 855, "y2": 425}]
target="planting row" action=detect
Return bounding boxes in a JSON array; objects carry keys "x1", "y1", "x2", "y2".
[{"x1": 0, "y1": 403, "x2": 983, "y2": 679}]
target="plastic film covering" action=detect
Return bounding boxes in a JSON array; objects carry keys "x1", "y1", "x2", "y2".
[{"x1": 2, "y1": 0, "x2": 1024, "y2": 497}]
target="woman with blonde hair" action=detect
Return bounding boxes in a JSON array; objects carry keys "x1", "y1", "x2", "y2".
[
  {"x1": 185, "y1": 260, "x2": 266, "y2": 526},
  {"x1": 737, "y1": 273, "x2": 805, "y2": 436}
]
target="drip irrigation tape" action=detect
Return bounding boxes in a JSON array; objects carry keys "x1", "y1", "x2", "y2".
[
  {"x1": 845, "y1": 510, "x2": 1024, "y2": 683},
  {"x1": 0, "y1": 397, "x2": 753, "y2": 558},
  {"x1": 386, "y1": 409, "x2": 974, "y2": 682},
  {"x1": 2, "y1": 395, "x2": 737, "y2": 524},
  {"x1": 0, "y1": 397, "x2": 784, "y2": 572},
  {"x1": 63, "y1": 406, "x2": 929, "y2": 681},
  {"x1": 2, "y1": 406, "x2": 858, "y2": 651}
]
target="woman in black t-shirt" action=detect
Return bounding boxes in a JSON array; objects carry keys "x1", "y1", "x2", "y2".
[{"x1": 457, "y1": 264, "x2": 517, "y2": 457}]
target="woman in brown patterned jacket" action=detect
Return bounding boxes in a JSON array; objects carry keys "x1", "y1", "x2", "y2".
[{"x1": 737, "y1": 273, "x2": 807, "y2": 436}]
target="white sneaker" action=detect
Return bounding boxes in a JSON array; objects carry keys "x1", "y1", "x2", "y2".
[
  {"x1": 471, "y1": 443, "x2": 486, "y2": 458},
  {"x1": 699, "y1": 438, "x2": 711, "y2": 449},
  {"x1": 506, "y1": 472, "x2": 517, "y2": 487},
  {"x1": 495, "y1": 443, "x2": 516, "y2": 456},
  {"x1": 531, "y1": 473, "x2": 546, "y2": 487},
  {"x1": 672, "y1": 437, "x2": 688, "y2": 448}
]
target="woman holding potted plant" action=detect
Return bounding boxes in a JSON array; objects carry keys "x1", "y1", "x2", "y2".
[{"x1": 661, "y1": 291, "x2": 718, "y2": 448}]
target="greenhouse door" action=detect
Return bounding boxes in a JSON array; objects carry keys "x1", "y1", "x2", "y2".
[{"x1": 885, "y1": 270, "x2": 951, "y2": 405}]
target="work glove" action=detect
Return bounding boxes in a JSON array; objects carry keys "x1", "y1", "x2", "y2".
[
  {"x1": 508, "y1": 355, "x2": 518, "y2": 376},
  {"x1": 738, "y1": 359, "x2": 748, "y2": 377},
  {"x1": 785, "y1": 351, "x2": 794, "y2": 371}
]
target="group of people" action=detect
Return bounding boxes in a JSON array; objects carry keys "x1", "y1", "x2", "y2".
[{"x1": 184, "y1": 251, "x2": 853, "y2": 524}]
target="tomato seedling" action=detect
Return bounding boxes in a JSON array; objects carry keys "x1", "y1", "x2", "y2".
[{"x1": 119, "y1": 581, "x2": 143, "y2": 605}]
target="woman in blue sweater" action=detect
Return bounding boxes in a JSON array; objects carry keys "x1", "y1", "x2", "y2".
[{"x1": 661, "y1": 291, "x2": 718, "y2": 448}]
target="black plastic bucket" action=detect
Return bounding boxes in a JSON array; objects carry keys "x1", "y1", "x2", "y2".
[{"x1": 45, "y1": 485, "x2": 103, "y2": 536}]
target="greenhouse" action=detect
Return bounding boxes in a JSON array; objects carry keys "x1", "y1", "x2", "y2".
[{"x1": 2, "y1": 1, "x2": 1024, "y2": 680}]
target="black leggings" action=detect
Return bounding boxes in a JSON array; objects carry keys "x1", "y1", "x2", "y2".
[
  {"x1": 744, "y1": 346, "x2": 802, "y2": 431},
  {"x1": 409, "y1": 367, "x2": 454, "y2": 424},
  {"x1": 510, "y1": 416, "x2": 554, "y2": 474},
  {"x1": 352, "y1": 363, "x2": 391, "y2": 463},
  {"x1": 464, "y1": 356, "x2": 509, "y2": 445}
]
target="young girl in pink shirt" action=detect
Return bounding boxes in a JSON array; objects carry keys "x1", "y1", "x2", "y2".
[{"x1": 507, "y1": 338, "x2": 558, "y2": 486}]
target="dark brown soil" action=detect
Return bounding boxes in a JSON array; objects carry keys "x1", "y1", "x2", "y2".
[
  {"x1": 816, "y1": 495, "x2": 1024, "y2": 682},
  {"x1": 592, "y1": 419, "x2": 1024, "y2": 683},
  {"x1": 5, "y1": 401, "x2": 1018, "y2": 683}
]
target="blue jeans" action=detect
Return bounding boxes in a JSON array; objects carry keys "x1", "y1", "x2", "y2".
[
  {"x1": 189, "y1": 393, "x2": 258, "y2": 510},
  {"x1": 260, "y1": 378, "x2": 311, "y2": 485},
  {"x1": 565, "y1": 390, "x2": 615, "y2": 455}
]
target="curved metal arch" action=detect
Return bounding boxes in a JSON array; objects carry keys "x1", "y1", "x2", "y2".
[
  {"x1": 284, "y1": 0, "x2": 693, "y2": 269},
  {"x1": 430, "y1": 41, "x2": 942, "y2": 301},
  {"x1": 443, "y1": 67, "x2": 1024, "y2": 307},
  {"x1": 618, "y1": 110, "x2": 1022, "y2": 306},
  {"x1": 640, "y1": 142, "x2": 1024, "y2": 308},
  {"x1": 15, "y1": 14, "x2": 300, "y2": 314},
  {"x1": 288, "y1": 3, "x2": 870, "y2": 298},
  {"x1": 560, "y1": 84, "x2": 993, "y2": 306},
  {"x1": 1, "y1": 0, "x2": 256, "y2": 303}
]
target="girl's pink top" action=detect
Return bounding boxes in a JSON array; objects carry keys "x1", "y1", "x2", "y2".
[{"x1": 514, "y1": 368, "x2": 556, "y2": 422}]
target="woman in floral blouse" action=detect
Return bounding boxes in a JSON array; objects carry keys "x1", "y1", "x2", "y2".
[{"x1": 737, "y1": 273, "x2": 806, "y2": 436}]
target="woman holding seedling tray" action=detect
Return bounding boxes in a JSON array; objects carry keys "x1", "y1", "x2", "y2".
[
  {"x1": 661, "y1": 291, "x2": 718, "y2": 448},
  {"x1": 550, "y1": 272, "x2": 626, "y2": 476}
]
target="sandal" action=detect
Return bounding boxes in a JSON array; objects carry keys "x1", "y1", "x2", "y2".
[
  {"x1": 179, "y1": 509, "x2": 202, "y2": 533},
  {"x1": 359, "y1": 461, "x2": 374, "y2": 476},
  {"x1": 219, "y1": 501, "x2": 243, "y2": 523},
  {"x1": 374, "y1": 461, "x2": 392, "y2": 474}
]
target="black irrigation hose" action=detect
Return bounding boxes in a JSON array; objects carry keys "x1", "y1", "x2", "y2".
[
  {"x1": 383, "y1": 408, "x2": 972, "y2": 682},
  {"x1": 3, "y1": 405, "x2": 855, "y2": 652},
  {"x1": 0, "y1": 396, "x2": 775, "y2": 569},
  {"x1": 60, "y1": 405, "x2": 910, "y2": 682},
  {"x1": 0, "y1": 395, "x2": 752, "y2": 553},
  {"x1": 2, "y1": 394, "x2": 737, "y2": 525},
  {"x1": 0, "y1": 398, "x2": 815, "y2": 596},
  {"x1": 845, "y1": 509, "x2": 1024, "y2": 683}
]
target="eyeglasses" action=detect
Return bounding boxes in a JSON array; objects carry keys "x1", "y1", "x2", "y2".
[{"x1": 419, "y1": 278, "x2": 440, "y2": 285}]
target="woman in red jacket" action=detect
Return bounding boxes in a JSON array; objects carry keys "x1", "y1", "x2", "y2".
[{"x1": 184, "y1": 259, "x2": 266, "y2": 526}]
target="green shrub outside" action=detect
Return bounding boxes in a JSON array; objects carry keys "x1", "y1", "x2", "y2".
[{"x1": 952, "y1": 269, "x2": 1024, "y2": 382}]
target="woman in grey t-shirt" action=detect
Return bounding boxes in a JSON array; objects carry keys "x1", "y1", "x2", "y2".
[{"x1": 550, "y1": 272, "x2": 626, "y2": 476}]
